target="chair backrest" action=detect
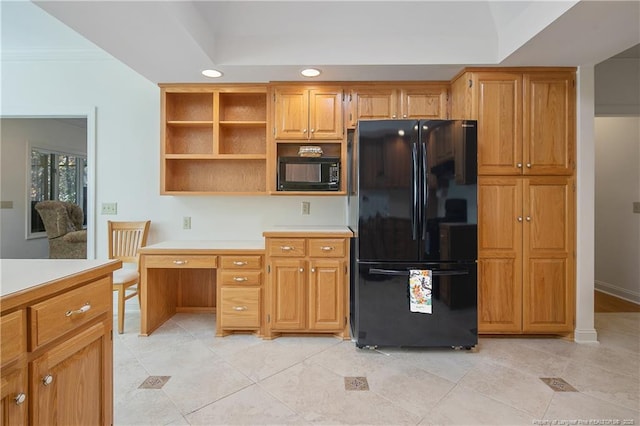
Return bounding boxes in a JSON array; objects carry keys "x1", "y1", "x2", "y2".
[
  {"x1": 107, "y1": 221, "x2": 151, "y2": 263},
  {"x1": 35, "y1": 200, "x2": 85, "y2": 239}
]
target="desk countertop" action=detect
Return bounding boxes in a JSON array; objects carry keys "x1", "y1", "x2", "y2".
[
  {"x1": 139, "y1": 240, "x2": 266, "y2": 254},
  {"x1": 138, "y1": 227, "x2": 353, "y2": 254}
]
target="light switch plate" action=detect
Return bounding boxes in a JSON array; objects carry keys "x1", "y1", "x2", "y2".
[
  {"x1": 101, "y1": 202, "x2": 117, "y2": 215},
  {"x1": 633, "y1": 202, "x2": 640, "y2": 214},
  {"x1": 301, "y1": 201, "x2": 310, "y2": 215},
  {"x1": 183, "y1": 216, "x2": 191, "y2": 229}
]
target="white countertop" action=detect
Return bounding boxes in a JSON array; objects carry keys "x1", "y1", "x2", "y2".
[
  {"x1": 263, "y1": 225, "x2": 353, "y2": 234},
  {"x1": 140, "y1": 240, "x2": 265, "y2": 252},
  {"x1": 0, "y1": 259, "x2": 120, "y2": 298}
]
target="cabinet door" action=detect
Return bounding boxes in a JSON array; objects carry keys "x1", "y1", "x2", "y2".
[
  {"x1": 522, "y1": 177, "x2": 575, "y2": 333},
  {"x1": 30, "y1": 322, "x2": 111, "y2": 426},
  {"x1": 477, "y1": 177, "x2": 523, "y2": 333},
  {"x1": 400, "y1": 85, "x2": 447, "y2": 119},
  {"x1": 270, "y1": 259, "x2": 306, "y2": 330},
  {"x1": 523, "y1": 72, "x2": 576, "y2": 176},
  {"x1": 352, "y1": 87, "x2": 398, "y2": 122},
  {"x1": 308, "y1": 259, "x2": 345, "y2": 331},
  {"x1": 473, "y1": 72, "x2": 523, "y2": 175},
  {"x1": 308, "y1": 88, "x2": 343, "y2": 140},
  {"x1": 0, "y1": 368, "x2": 27, "y2": 426},
  {"x1": 273, "y1": 88, "x2": 309, "y2": 140}
]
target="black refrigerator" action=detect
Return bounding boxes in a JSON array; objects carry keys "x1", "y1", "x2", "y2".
[{"x1": 348, "y1": 119, "x2": 478, "y2": 349}]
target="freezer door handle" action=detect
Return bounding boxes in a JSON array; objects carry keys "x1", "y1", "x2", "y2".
[
  {"x1": 368, "y1": 268, "x2": 469, "y2": 277},
  {"x1": 421, "y1": 143, "x2": 428, "y2": 240}
]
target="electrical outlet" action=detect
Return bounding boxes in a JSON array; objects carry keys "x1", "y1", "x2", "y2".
[
  {"x1": 183, "y1": 216, "x2": 191, "y2": 229},
  {"x1": 633, "y1": 202, "x2": 640, "y2": 214},
  {"x1": 101, "y1": 202, "x2": 117, "y2": 215},
  {"x1": 301, "y1": 201, "x2": 310, "y2": 215}
]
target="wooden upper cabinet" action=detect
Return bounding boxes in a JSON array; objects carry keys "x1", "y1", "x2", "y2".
[
  {"x1": 400, "y1": 85, "x2": 448, "y2": 119},
  {"x1": 347, "y1": 83, "x2": 448, "y2": 127},
  {"x1": 473, "y1": 72, "x2": 523, "y2": 176},
  {"x1": 523, "y1": 72, "x2": 576, "y2": 176},
  {"x1": 450, "y1": 69, "x2": 575, "y2": 176},
  {"x1": 347, "y1": 87, "x2": 398, "y2": 126},
  {"x1": 273, "y1": 86, "x2": 343, "y2": 140}
]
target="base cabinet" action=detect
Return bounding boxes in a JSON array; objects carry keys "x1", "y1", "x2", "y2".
[
  {"x1": 0, "y1": 368, "x2": 27, "y2": 425},
  {"x1": 264, "y1": 233, "x2": 351, "y2": 339},
  {"x1": 0, "y1": 261, "x2": 117, "y2": 426},
  {"x1": 477, "y1": 176, "x2": 575, "y2": 334},
  {"x1": 30, "y1": 323, "x2": 110, "y2": 425},
  {"x1": 216, "y1": 255, "x2": 264, "y2": 336}
]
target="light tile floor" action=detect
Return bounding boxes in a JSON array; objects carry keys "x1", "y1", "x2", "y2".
[{"x1": 113, "y1": 296, "x2": 640, "y2": 425}]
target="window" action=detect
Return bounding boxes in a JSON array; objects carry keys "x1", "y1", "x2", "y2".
[{"x1": 29, "y1": 147, "x2": 87, "y2": 236}]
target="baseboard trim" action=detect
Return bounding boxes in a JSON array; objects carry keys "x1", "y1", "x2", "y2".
[
  {"x1": 574, "y1": 328, "x2": 599, "y2": 344},
  {"x1": 595, "y1": 280, "x2": 640, "y2": 305}
]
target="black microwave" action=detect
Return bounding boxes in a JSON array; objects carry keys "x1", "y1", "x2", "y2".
[{"x1": 277, "y1": 156, "x2": 340, "y2": 191}]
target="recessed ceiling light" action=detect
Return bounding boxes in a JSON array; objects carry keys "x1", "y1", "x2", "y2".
[
  {"x1": 202, "y1": 69, "x2": 223, "y2": 78},
  {"x1": 301, "y1": 68, "x2": 321, "y2": 77}
]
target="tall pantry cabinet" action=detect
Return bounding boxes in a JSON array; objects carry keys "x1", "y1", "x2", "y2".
[{"x1": 450, "y1": 68, "x2": 576, "y2": 335}]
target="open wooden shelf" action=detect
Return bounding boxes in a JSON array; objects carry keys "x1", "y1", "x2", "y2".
[{"x1": 160, "y1": 85, "x2": 268, "y2": 195}]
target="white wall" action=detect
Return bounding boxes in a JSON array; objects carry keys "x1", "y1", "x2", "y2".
[
  {"x1": 594, "y1": 117, "x2": 640, "y2": 303},
  {"x1": 0, "y1": 118, "x2": 87, "y2": 258},
  {"x1": 1, "y1": 57, "x2": 346, "y2": 260},
  {"x1": 593, "y1": 53, "x2": 640, "y2": 303}
]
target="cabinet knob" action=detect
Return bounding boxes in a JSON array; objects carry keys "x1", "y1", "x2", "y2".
[
  {"x1": 173, "y1": 260, "x2": 188, "y2": 265},
  {"x1": 233, "y1": 277, "x2": 248, "y2": 282},
  {"x1": 392, "y1": 114, "x2": 397, "y2": 119},
  {"x1": 517, "y1": 216, "x2": 523, "y2": 222},
  {"x1": 517, "y1": 163, "x2": 523, "y2": 168},
  {"x1": 526, "y1": 216, "x2": 531, "y2": 222},
  {"x1": 233, "y1": 261, "x2": 248, "y2": 266},
  {"x1": 526, "y1": 163, "x2": 531, "y2": 168},
  {"x1": 299, "y1": 268, "x2": 304, "y2": 273},
  {"x1": 303, "y1": 129, "x2": 307, "y2": 133},
  {"x1": 42, "y1": 375, "x2": 54, "y2": 386},
  {"x1": 232, "y1": 306, "x2": 248, "y2": 311},
  {"x1": 280, "y1": 246, "x2": 293, "y2": 251},
  {"x1": 65, "y1": 303, "x2": 91, "y2": 317},
  {"x1": 310, "y1": 128, "x2": 315, "y2": 133},
  {"x1": 320, "y1": 246, "x2": 334, "y2": 251},
  {"x1": 403, "y1": 114, "x2": 407, "y2": 118},
  {"x1": 14, "y1": 393, "x2": 26, "y2": 405}
]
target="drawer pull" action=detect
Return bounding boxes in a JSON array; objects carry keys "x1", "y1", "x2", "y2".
[
  {"x1": 14, "y1": 393, "x2": 26, "y2": 405},
  {"x1": 173, "y1": 260, "x2": 188, "y2": 265},
  {"x1": 232, "y1": 306, "x2": 248, "y2": 311},
  {"x1": 280, "y1": 246, "x2": 294, "y2": 251},
  {"x1": 233, "y1": 277, "x2": 248, "y2": 282},
  {"x1": 233, "y1": 261, "x2": 248, "y2": 266},
  {"x1": 320, "y1": 246, "x2": 334, "y2": 251},
  {"x1": 65, "y1": 303, "x2": 91, "y2": 317},
  {"x1": 42, "y1": 375, "x2": 54, "y2": 386}
]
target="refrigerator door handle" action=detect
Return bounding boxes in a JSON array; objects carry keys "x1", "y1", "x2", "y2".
[
  {"x1": 368, "y1": 268, "x2": 470, "y2": 277},
  {"x1": 411, "y1": 143, "x2": 418, "y2": 240},
  {"x1": 421, "y1": 143, "x2": 428, "y2": 240}
]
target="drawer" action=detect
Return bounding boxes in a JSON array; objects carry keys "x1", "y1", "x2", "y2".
[
  {"x1": 267, "y1": 238, "x2": 306, "y2": 257},
  {"x1": 219, "y1": 287, "x2": 260, "y2": 329},
  {"x1": 28, "y1": 277, "x2": 111, "y2": 351},
  {"x1": 219, "y1": 256, "x2": 262, "y2": 269},
  {"x1": 219, "y1": 270, "x2": 262, "y2": 286},
  {"x1": 143, "y1": 255, "x2": 217, "y2": 268},
  {"x1": 1, "y1": 310, "x2": 25, "y2": 366},
  {"x1": 308, "y1": 238, "x2": 346, "y2": 258}
]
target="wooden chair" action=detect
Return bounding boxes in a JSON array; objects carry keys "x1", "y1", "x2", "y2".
[{"x1": 108, "y1": 220, "x2": 151, "y2": 334}]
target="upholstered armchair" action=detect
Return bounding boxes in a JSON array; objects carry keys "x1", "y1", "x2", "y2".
[{"x1": 35, "y1": 200, "x2": 87, "y2": 259}]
